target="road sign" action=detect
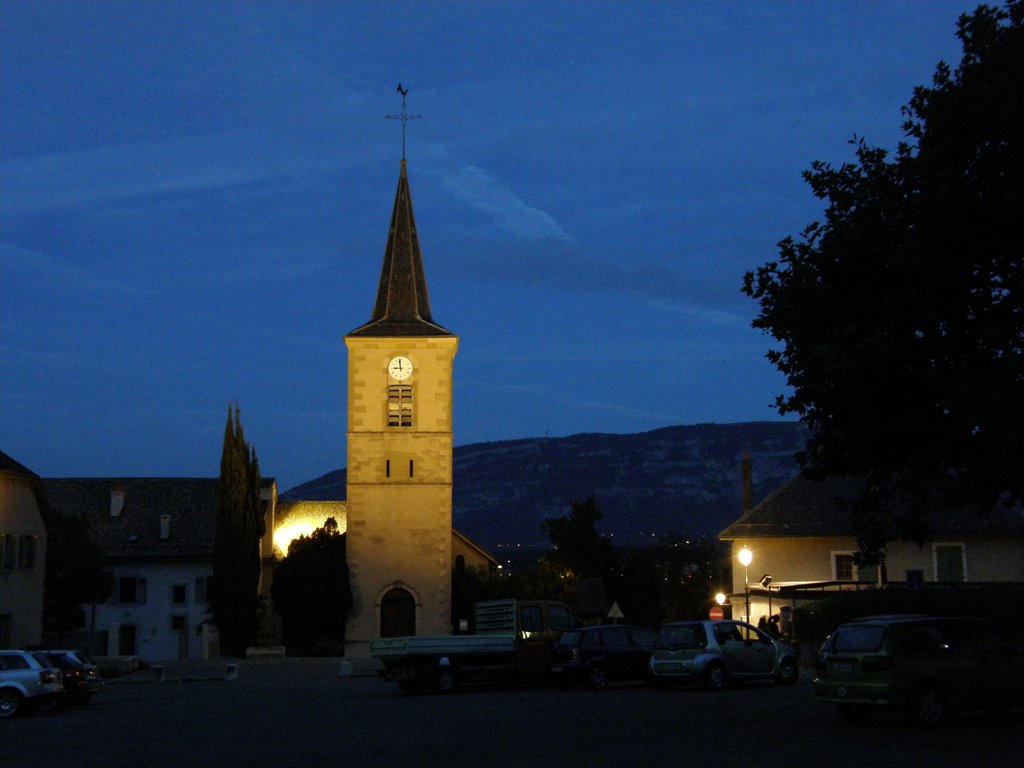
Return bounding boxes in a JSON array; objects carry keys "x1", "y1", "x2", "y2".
[{"x1": 709, "y1": 606, "x2": 725, "y2": 620}]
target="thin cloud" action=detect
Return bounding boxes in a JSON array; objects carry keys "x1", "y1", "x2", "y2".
[
  {"x1": 1, "y1": 133, "x2": 361, "y2": 215},
  {"x1": 442, "y1": 165, "x2": 571, "y2": 241},
  {"x1": 436, "y1": 236, "x2": 748, "y2": 323}
]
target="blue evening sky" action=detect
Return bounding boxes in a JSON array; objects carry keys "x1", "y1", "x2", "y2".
[{"x1": 2, "y1": 1, "x2": 970, "y2": 491}]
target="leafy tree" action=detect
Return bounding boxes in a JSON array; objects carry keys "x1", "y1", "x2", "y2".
[
  {"x1": 270, "y1": 518, "x2": 352, "y2": 655},
  {"x1": 542, "y1": 498, "x2": 619, "y2": 580},
  {"x1": 42, "y1": 510, "x2": 113, "y2": 636},
  {"x1": 212, "y1": 404, "x2": 265, "y2": 656},
  {"x1": 743, "y1": 2, "x2": 1024, "y2": 558}
]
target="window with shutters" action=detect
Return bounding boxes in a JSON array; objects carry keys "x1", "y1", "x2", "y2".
[{"x1": 934, "y1": 543, "x2": 966, "y2": 582}]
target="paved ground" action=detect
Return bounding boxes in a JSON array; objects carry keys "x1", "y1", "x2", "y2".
[{"x1": 3, "y1": 658, "x2": 1021, "y2": 768}]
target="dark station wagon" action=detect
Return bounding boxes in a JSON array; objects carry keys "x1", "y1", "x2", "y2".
[
  {"x1": 550, "y1": 624, "x2": 657, "y2": 689},
  {"x1": 814, "y1": 615, "x2": 1024, "y2": 724}
]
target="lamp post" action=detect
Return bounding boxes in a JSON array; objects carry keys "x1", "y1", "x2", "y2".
[
  {"x1": 738, "y1": 547, "x2": 752, "y2": 623},
  {"x1": 760, "y1": 574, "x2": 773, "y2": 619}
]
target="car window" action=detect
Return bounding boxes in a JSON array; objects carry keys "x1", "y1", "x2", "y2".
[
  {"x1": 630, "y1": 628, "x2": 657, "y2": 649},
  {"x1": 902, "y1": 624, "x2": 963, "y2": 653},
  {"x1": 736, "y1": 623, "x2": 767, "y2": 642},
  {"x1": 829, "y1": 625, "x2": 887, "y2": 653},
  {"x1": 657, "y1": 624, "x2": 707, "y2": 649},
  {"x1": 602, "y1": 628, "x2": 629, "y2": 646},
  {"x1": 558, "y1": 630, "x2": 584, "y2": 647},
  {"x1": 0, "y1": 654, "x2": 29, "y2": 670},
  {"x1": 714, "y1": 623, "x2": 743, "y2": 644},
  {"x1": 521, "y1": 606, "x2": 544, "y2": 633},
  {"x1": 547, "y1": 605, "x2": 580, "y2": 632}
]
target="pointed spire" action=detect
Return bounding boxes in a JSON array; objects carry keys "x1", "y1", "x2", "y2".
[{"x1": 349, "y1": 161, "x2": 451, "y2": 336}]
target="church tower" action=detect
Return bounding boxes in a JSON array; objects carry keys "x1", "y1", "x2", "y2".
[{"x1": 344, "y1": 160, "x2": 458, "y2": 656}]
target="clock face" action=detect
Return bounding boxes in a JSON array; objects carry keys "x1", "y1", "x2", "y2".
[{"x1": 388, "y1": 356, "x2": 413, "y2": 380}]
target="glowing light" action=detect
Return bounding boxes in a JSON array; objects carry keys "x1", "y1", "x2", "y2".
[
  {"x1": 273, "y1": 522, "x2": 317, "y2": 556},
  {"x1": 738, "y1": 546, "x2": 753, "y2": 567}
]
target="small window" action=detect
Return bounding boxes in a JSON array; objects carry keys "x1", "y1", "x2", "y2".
[
  {"x1": 387, "y1": 385, "x2": 413, "y2": 427},
  {"x1": 171, "y1": 584, "x2": 187, "y2": 604},
  {"x1": 17, "y1": 536, "x2": 35, "y2": 569},
  {"x1": 194, "y1": 576, "x2": 210, "y2": 604},
  {"x1": 170, "y1": 615, "x2": 186, "y2": 632},
  {"x1": 834, "y1": 553, "x2": 855, "y2": 581},
  {"x1": 0, "y1": 535, "x2": 14, "y2": 569},
  {"x1": 117, "y1": 576, "x2": 147, "y2": 605}
]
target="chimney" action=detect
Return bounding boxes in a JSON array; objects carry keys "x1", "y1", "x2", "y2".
[
  {"x1": 742, "y1": 452, "x2": 753, "y2": 513},
  {"x1": 160, "y1": 514, "x2": 172, "y2": 540},
  {"x1": 110, "y1": 484, "x2": 126, "y2": 517}
]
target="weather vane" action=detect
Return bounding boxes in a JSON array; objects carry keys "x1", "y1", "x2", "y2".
[{"x1": 386, "y1": 84, "x2": 422, "y2": 160}]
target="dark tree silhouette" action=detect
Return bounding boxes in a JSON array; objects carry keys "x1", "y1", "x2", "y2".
[
  {"x1": 743, "y1": 2, "x2": 1024, "y2": 558},
  {"x1": 270, "y1": 518, "x2": 352, "y2": 655},
  {"x1": 212, "y1": 404, "x2": 265, "y2": 656}
]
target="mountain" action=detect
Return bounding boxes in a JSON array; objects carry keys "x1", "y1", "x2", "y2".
[{"x1": 281, "y1": 422, "x2": 807, "y2": 552}]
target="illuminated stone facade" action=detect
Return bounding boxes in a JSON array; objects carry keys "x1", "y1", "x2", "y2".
[{"x1": 342, "y1": 160, "x2": 462, "y2": 656}]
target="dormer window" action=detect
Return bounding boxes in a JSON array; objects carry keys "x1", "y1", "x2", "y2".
[
  {"x1": 110, "y1": 486, "x2": 126, "y2": 517},
  {"x1": 387, "y1": 385, "x2": 413, "y2": 427}
]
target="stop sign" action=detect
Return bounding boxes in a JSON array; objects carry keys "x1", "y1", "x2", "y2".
[{"x1": 709, "y1": 605, "x2": 725, "y2": 620}]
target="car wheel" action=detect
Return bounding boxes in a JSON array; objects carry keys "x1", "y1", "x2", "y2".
[
  {"x1": 586, "y1": 665, "x2": 608, "y2": 690},
  {"x1": 775, "y1": 657, "x2": 799, "y2": 685},
  {"x1": 398, "y1": 680, "x2": 422, "y2": 694},
  {"x1": 836, "y1": 703, "x2": 871, "y2": 723},
  {"x1": 702, "y1": 662, "x2": 726, "y2": 691},
  {"x1": 435, "y1": 667, "x2": 458, "y2": 694},
  {"x1": 0, "y1": 689, "x2": 23, "y2": 718},
  {"x1": 907, "y1": 684, "x2": 944, "y2": 725}
]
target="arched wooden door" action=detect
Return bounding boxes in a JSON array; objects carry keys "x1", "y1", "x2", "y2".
[{"x1": 380, "y1": 587, "x2": 416, "y2": 638}]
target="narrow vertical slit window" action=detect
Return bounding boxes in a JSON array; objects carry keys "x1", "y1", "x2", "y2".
[
  {"x1": 386, "y1": 459, "x2": 391, "y2": 478},
  {"x1": 409, "y1": 459, "x2": 414, "y2": 478},
  {"x1": 387, "y1": 385, "x2": 413, "y2": 427}
]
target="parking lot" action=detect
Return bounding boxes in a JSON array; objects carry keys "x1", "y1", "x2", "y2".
[{"x1": 3, "y1": 658, "x2": 1021, "y2": 768}]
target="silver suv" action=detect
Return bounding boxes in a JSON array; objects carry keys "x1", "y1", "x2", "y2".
[
  {"x1": 648, "y1": 619, "x2": 800, "y2": 690},
  {"x1": 0, "y1": 650, "x2": 63, "y2": 717}
]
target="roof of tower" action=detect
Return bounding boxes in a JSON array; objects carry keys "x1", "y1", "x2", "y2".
[{"x1": 348, "y1": 160, "x2": 452, "y2": 337}]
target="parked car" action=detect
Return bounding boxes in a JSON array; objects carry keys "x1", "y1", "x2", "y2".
[
  {"x1": 814, "y1": 614, "x2": 1024, "y2": 724},
  {"x1": 47, "y1": 649, "x2": 100, "y2": 675},
  {"x1": 0, "y1": 650, "x2": 63, "y2": 718},
  {"x1": 39, "y1": 651, "x2": 103, "y2": 706},
  {"x1": 550, "y1": 624, "x2": 657, "y2": 689},
  {"x1": 648, "y1": 619, "x2": 800, "y2": 690}
]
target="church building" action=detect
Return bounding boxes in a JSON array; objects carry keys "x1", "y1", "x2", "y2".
[{"x1": 339, "y1": 158, "x2": 486, "y2": 656}]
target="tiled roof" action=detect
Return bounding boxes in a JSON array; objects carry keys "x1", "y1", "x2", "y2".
[
  {"x1": 348, "y1": 160, "x2": 452, "y2": 337},
  {"x1": 0, "y1": 450, "x2": 39, "y2": 480},
  {"x1": 43, "y1": 478, "x2": 220, "y2": 561},
  {"x1": 719, "y1": 474, "x2": 1024, "y2": 539}
]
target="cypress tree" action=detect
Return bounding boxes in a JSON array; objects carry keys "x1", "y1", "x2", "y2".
[{"x1": 212, "y1": 404, "x2": 263, "y2": 657}]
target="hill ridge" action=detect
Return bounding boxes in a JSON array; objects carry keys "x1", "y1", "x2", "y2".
[{"x1": 282, "y1": 421, "x2": 806, "y2": 550}]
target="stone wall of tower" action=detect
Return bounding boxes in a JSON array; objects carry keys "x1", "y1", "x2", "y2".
[{"x1": 343, "y1": 335, "x2": 458, "y2": 657}]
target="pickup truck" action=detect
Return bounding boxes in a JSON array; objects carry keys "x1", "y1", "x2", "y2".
[{"x1": 371, "y1": 598, "x2": 580, "y2": 693}]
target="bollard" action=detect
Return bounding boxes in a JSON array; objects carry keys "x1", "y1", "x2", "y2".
[
  {"x1": 153, "y1": 665, "x2": 166, "y2": 683},
  {"x1": 224, "y1": 663, "x2": 238, "y2": 681},
  {"x1": 339, "y1": 661, "x2": 352, "y2": 678}
]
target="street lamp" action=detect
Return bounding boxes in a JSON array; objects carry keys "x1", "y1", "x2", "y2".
[{"x1": 738, "y1": 547, "x2": 752, "y2": 623}]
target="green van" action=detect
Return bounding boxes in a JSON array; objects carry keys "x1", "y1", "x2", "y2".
[{"x1": 814, "y1": 615, "x2": 1024, "y2": 724}]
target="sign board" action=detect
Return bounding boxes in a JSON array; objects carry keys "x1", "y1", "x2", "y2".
[
  {"x1": 606, "y1": 602, "x2": 624, "y2": 620},
  {"x1": 709, "y1": 605, "x2": 725, "y2": 621}
]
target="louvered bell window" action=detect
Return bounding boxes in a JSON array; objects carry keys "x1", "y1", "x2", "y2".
[{"x1": 387, "y1": 385, "x2": 413, "y2": 427}]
